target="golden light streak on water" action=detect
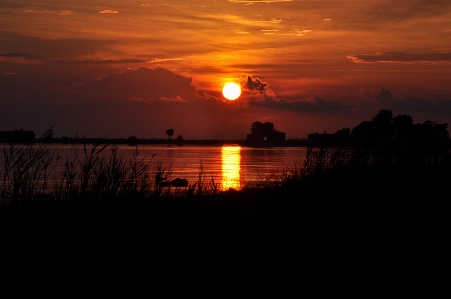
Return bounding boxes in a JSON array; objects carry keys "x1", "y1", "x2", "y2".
[{"x1": 221, "y1": 145, "x2": 241, "y2": 190}]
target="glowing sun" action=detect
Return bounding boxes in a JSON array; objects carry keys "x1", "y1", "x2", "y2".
[{"x1": 222, "y1": 82, "x2": 241, "y2": 100}]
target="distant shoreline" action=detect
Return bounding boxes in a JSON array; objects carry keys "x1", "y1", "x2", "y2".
[{"x1": 0, "y1": 138, "x2": 308, "y2": 147}]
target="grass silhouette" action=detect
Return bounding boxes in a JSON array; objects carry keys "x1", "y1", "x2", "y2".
[{"x1": 1, "y1": 140, "x2": 451, "y2": 297}]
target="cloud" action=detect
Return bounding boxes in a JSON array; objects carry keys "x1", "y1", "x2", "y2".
[
  {"x1": 261, "y1": 29, "x2": 279, "y2": 34},
  {"x1": 281, "y1": 29, "x2": 313, "y2": 36},
  {"x1": 372, "y1": 88, "x2": 451, "y2": 113},
  {"x1": 0, "y1": 52, "x2": 43, "y2": 59},
  {"x1": 59, "y1": 10, "x2": 73, "y2": 16},
  {"x1": 348, "y1": 52, "x2": 451, "y2": 64},
  {"x1": 23, "y1": 8, "x2": 73, "y2": 15},
  {"x1": 241, "y1": 76, "x2": 269, "y2": 92},
  {"x1": 228, "y1": 0, "x2": 293, "y2": 3},
  {"x1": 98, "y1": 10, "x2": 119, "y2": 14},
  {"x1": 128, "y1": 97, "x2": 148, "y2": 102},
  {"x1": 78, "y1": 67, "x2": 195, "y2": 101},
  {"x1": 250, "y1": 95, "x2": 349, "y2": 112},
  {"x1": 240, "y1": 75, "x2": 348, "y2": 112},
  {"x1": 140, "y1": 3, "x2": 187, "y2": 9},
  {"x1": 370, "y1": 1, "x2": 451, "y2": 22},
  {"x1": 0, "y1": 52, "x2": 45, "y2": 64},
  {"x1": 23, "y1": 9, "x2": 53, "y2": 14},
  {"x1": 158, "y1": 96, "x2": 189, "y2": 103},
  {"x1": 73, "y1": 59, "x2": 150, "y2": 64},
  {"x1": 257, "y1": 18, "x2": 285, "y2": 24}
]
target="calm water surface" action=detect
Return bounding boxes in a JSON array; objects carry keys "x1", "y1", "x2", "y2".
[{"x1": 2, "y1": 144, "x2": 307, "y2": 190}]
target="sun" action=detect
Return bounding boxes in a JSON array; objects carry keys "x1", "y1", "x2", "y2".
[{"x1": 222, "y1": 82, "x2": 241, "y2": 101}]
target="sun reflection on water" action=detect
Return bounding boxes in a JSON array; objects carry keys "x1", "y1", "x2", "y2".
[{"x1": 221, "y1": 145, "x2": 241, "y2": 190}]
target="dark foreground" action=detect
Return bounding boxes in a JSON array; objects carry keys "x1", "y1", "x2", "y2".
[{"x1": 2, "y1": 163, "x2": 451, "y2": 298}]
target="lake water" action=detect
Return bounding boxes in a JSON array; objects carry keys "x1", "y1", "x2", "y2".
[{"x1": 1, "y1": 144, "x2": 308, "y2": 191}]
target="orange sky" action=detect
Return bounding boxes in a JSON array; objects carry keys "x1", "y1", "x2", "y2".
[{"x1": 1, "y1": 0, "x2": 451, "y2": 139}]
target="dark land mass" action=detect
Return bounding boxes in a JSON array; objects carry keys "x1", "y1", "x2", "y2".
[
  {"x1": 2, "y1": 163, "x2": 451, "y2": 298},
  {"x1": 1, "y1": 110, "x2": 451, "y2": 297}
]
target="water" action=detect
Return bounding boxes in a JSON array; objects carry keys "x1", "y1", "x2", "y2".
[{"x1": 1, "y1": 143, "x2": 308, "y2": 191}]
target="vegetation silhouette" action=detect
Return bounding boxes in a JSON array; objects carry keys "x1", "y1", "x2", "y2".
[
  {"x1": 166, "y1": 128, "x2": 174, "y2": 140},
  {"x1": 246, "y1": 121, "x2": 286, "y2": 146},
  {"x1": 1, "y1": 110, "x2": 450, "y2": 297},
  {"x1": 41, "y1": 125, "x2": 54, "y2": 140}
]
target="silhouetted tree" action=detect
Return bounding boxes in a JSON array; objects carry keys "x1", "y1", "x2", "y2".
[
  {"x1": 267, "y1": 130, "x2": 286, "y2": 142},
  {"x1": 42, "y1": 126, "x2": 54, "y2": 140},
  {"x1": 166, "y1": 129, "x2": 174, "y2": 140},
  {"x1": 250, "y1": 121, "x2": 275, "y2": 140},
  {"x1": 335, "y1": 128, "x2": 350, "y2": 135},
  {"x1": 247, "y1": 121, "x2": 286, "y2": 145},
  {"x1": 127, "y1": 136, "x2": 138, "y2": 144},
  {"x1": 372, "y1": 109, "x2": 393, "y2": 123},
  {"x1": 350, "y1": 110, "x2": 450, "y2": 165},
  {"x1": 176, "y1": 135, "x2": 184, "y2": 146}
]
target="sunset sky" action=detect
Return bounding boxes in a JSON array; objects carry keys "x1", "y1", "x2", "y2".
[{"x1": 1, "y1": 0, "x2": 451, "y2": 139}]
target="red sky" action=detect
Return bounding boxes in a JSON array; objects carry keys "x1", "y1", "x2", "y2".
[{"x1": 1, "y1": 0, "x2": 451, "y2": 139}]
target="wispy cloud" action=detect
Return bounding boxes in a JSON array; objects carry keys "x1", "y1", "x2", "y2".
[
  {"x1": 0, "y1": 52, "x2": 43, "y2": 59},
  {"x1": 257, "y1": 18, "x2": 285, "y2": 24},
  {"x1": 261, "y1": 29, "x2": 279, "y2": 34},
  {"x1": 59, "y1": 10, "x2": 73, "y2": 16},
  {"x1": 159, "y1": 96, "x2": 189, "y2": 103},
  {"x1": 140, "y1": 3, "x2": 188, "y2": 9},
  {"x1": 23, "y1": 9, "x2": 53, "y2": 14},
  {"x1": 228, "y1": 0, "x2": 293, "y2": 3},
  {"x1": 98, "y1": 10, "x2": 119, "y2": 14},
  {"x1": 73, "y1": 59, "x2": 149, "y2": 64},
  {"x1": 348, "y1": 52, "x2": 451, "y2": 64},
  {"x1": 280, "y1": 29, "x2": 313, "y2": 36},
  {"x1": 23, "y1": 8, "x2": 73, "y2": 16}
]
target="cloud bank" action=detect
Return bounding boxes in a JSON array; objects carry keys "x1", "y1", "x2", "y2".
[
  {"x1": 372, "y1": 88, "x2": 451, "y2": 114},
  {"x1": 241, "y1": 76, "x2": 348, "y2": 112},
  {"x1": 348, "y1": 52, "x2": 451, "y2": 64}
]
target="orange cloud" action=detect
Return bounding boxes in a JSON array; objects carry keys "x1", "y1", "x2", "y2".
[
  {"x1": 159, "y1": 96, "x2": 188, "y2": 103},
  {"x1": 228, "y1": 0, "x2": 292, "y2": 2},
  {"x1": 348, "y1": 52, "x2": 451, "y2": 64},
  {"x1": 98, "y1": 10, "x2": 119, "y2": 14},
  {"x1": 59, "y1": 10, "x2": 73, "y2": 16}
]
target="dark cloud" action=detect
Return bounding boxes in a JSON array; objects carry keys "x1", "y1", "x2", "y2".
[
  {"x1": 348, "y1": 52, "x2": 451, "y2": 64},
  {"x1": 372, "y1": 88, "x2": 395, "y2": 105},
  {"x1": 0, "y1": 52, "x2": 44, "y2": 59},
  {"x1": 369, "y1": 1, "x2": 451, "y2": 22},
  {"x1": 372, "y1": 88, "x2": 451, "y2": 113},
  {"x1": 78, "y1": 67, "x2": 195, "y2": 101},
  {"x1": 0, "y1": 66, "x2": 244, "y2": 138},
  {"x1": 241, "y1": 76, "x2": 269, "y2": 92},
  {"x1": 73, "y1": 59, "x2": 150, "y2": 64},
  {"x1": 1, "y1": 34, "x2": 122, "y2": 60},
  {"x1": 240, "y1": 75, "x2": 348, "y2": 112},
  {"x1": 250, "y1": 95, "x2": 349, "y2": 112}
]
